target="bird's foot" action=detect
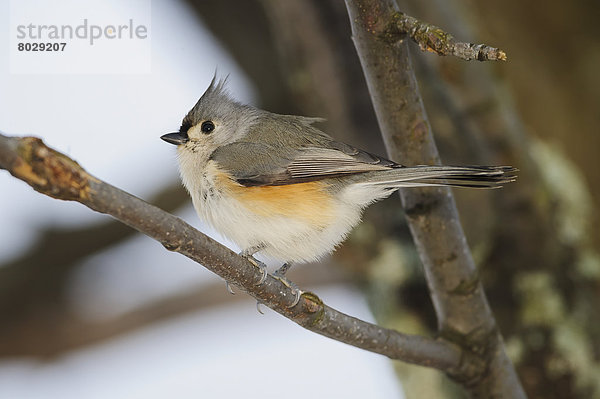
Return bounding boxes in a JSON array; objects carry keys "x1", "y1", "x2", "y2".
[
  {"x1": 239, "y1": 248, "x2": 270, "y2": 314},
  {"x1": 273, "y1": 263, "x2": 302, "y2": 308},
  {"x1": 239, "y1": 249, "x2": 268, "y2": 286}
]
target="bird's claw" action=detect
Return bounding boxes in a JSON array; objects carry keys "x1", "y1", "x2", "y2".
[
  {"x1": 254, "y1": 262, "x2": 268, "y2": 286},
  {"x1": 239, "y1": 250, "x2": 268, "y2": 286},
  {"x1": 288, "y1": 288, "x2": 302, "y2": 308},
  {"x1": 273, "y1": 265, "x2": 302, "y2": 309},
  {"x1": 225, "y1": 281, "x2": 235, "y2": 295}
]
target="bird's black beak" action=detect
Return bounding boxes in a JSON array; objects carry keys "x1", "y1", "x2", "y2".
[{"x1": 160, "y1": 132, "x2": 189, "y2": 145}]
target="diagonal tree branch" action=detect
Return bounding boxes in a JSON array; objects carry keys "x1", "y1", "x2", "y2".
[
  {"x1": 345, "y1": 0, "x2": 525, "y2": 397},
  {"x1": 0, "y1": 133, "x2": 477, "y2": 376}
]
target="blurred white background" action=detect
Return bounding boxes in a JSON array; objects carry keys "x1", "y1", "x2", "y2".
[{"x1": 0, "y1": 0, "x2": 404, "y2": 397}]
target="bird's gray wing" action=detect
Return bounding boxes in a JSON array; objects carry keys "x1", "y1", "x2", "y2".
[{"x1": 210, "y1": 141, "x2": 398, "y2": 187}]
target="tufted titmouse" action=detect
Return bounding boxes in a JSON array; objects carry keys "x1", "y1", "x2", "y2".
[{"x1": 161, "y1": 77, "x2": 515, "y2": 273}]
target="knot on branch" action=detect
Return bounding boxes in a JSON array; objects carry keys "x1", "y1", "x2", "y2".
[
  {"x1": 440, "y1": 324, "x2": 500, "y2": 385},
  {"x1": 403, "y1": 194, "x2": 441, "y2": 218},
  {"x1": 448, "y1": 273, "x2": 481, "y2": 296},
  {"x1": 13, "y1": 137, "x2": 92, "y2": 201},
  {"x1": 282, "y1": 291, "x2": 325, "y2": 327}
]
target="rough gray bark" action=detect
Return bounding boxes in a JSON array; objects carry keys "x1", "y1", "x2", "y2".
[
  {"x1": 344, "y1": 0, "x2": 526, "y2": 397},
  {"x1": 401, "y1": 1, "x2": 600, "y2": 398}
]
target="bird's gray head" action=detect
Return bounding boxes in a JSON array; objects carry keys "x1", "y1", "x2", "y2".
[{"x1": 161, "y1": 76, "x2": 260, "y2": 154}]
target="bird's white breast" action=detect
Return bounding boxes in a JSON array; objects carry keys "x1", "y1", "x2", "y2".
[{"x1": 177, "y1": 150, "x2": 372, "y2": 263}]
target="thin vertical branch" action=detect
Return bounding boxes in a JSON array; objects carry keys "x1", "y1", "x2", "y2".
[{"x1": 344, "y1": 0, "x2": 526, "y2": 397}]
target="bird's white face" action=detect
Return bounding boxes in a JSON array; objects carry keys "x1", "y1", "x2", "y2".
[
  {"x1": 178, "y1": 118, "x2": 223, "y2": 157},
  {"x1": 172, "y1": 117, "x2": 227, "y2": 197},
  {"x1": 171, "y1": 81, "x2": 260, "y2": 159},
  {"x1": 162, "y1": 80, "x2": 260, "y2": 203}
]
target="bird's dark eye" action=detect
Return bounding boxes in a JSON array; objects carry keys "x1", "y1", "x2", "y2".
[{"x1": 201, "y1": 121, "x2": 215, "y2": 134}]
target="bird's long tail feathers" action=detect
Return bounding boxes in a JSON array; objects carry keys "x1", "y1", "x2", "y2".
[{"x1": 367, "y1": 165, "x2": 517, "y2": 189}]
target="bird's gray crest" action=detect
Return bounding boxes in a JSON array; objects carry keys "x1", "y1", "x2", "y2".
[
  {"x1": 182, "y1": 74, "x2": 254, "y2": 130},
  {"x1": 202, "y1": 73, "x2": 230, "y2": 103}
]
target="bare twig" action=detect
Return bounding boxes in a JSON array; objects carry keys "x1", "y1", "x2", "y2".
[
  {"x1": 345, "y1": 0, "x2": 525, "y2": 397},
  {"x1": 0, "y1": 133, "x2": 471, "y2": 374},
  {"x1": 384, "y1": 11, "x2": 507, "y2": 61}
]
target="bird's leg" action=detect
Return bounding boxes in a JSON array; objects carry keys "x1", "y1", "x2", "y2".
[
  {"x1": 239, "y1": 245, "x2": 268, "y2": 286},
  {"x1": 226, "y1": 246, "x2": 268, "y2": 295},
  {"x1": 273, "y1": 262, "x2": 302, "y2": 308},
  {"x1": 238, "y1": 245, "x2": 270, "y2": 314},
  {"x1": 274, "y1": 262, "x2": 292, "y2": 276}
]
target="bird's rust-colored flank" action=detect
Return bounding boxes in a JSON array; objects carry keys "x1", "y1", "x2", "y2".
[{"x1": 216, "y1": 170, "x2": 335, "y2": 227}]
